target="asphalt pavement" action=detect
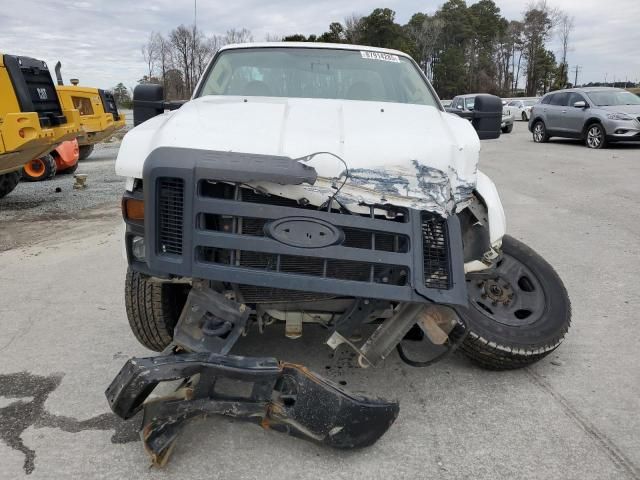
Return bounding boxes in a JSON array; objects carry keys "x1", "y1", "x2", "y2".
[{"x1": 0, "y1": 121, "x2": 639, "y2": 479}]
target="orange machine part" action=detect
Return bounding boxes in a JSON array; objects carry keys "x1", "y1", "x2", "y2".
[{"x1": 52, "y1": 139, "x2": 80, "y2": 171}]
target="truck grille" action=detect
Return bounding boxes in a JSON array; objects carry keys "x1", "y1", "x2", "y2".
[
  {"x1": 158, "y1": 178, "x2": 184, "y2": 255},
  {"x1": 146, "y1": 169, "x2": 464, "y2": 306},
  {"x1": 421, "y1": 214, "x2": 451, "y2": 290}
]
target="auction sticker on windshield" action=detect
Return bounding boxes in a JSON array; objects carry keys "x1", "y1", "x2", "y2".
[{"x1": 360, "y1": 51, "x2": 401, "y2": 63}]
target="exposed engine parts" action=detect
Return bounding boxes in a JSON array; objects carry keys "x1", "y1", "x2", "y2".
[{"x1": 107, "y1": 285, "x2": 468, "y2": 466}]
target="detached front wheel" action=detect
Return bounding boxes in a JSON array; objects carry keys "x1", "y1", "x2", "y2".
[{"x1": 459, "y1": 235, "x2": 571, "y2": 370}]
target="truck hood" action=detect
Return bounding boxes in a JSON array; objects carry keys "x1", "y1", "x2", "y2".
[{"x1": 116, "y1": 96, "x2": 481, "y2": 216}]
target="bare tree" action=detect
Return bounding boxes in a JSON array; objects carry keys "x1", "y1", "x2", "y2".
[
  {"x1": 152, "y1": 33, "x2": 171, "y2": 92},
  {"x1": 406, "y1": 16, "x2": 444, "y2": 81},
  {"x1": 343, "y1": 14, "x2": 364, "y2": 44},
  {"x1": 145, "y1": 24, "x2": 255, "y2": 99},
  {"x1": 141, "y1": 32, "x2": 157, "y2": 81},
  {"x1": 264, "y1": 33, "x2": 282, "y2": 42},
  {"x1": 195, "y1": 33, "x2": 215, "y2": 78},
  {"x1": 558, "y1": 13, "x2": 574, "y2": 64},
  {"x1": 224, "y1": 28, "x2": 254, "y2": 44},
  {"x1": 170, "y1": 25, "x2": 195, "y2": 94},
  {"x1": 507, "y1": 21, "x2": 524, "y2": 94},
  {"x1": 557, "y1": 13, "x2": 574, "y2": 87}
]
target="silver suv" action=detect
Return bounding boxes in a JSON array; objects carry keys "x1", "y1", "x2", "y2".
[{"x1": 529, "y1": 87, "x2": 640, "y2": 149}]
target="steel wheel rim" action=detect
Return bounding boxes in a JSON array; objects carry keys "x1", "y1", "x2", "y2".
[
  {"x1": 533, "y1": 124, "x2": 544, "y2": 142},
  {"x1": 467, "y1": 254, "x2": 547, "y2": 327},
  {"x1": 587, "y1": 126, "x2": 602, "y2": 148}
]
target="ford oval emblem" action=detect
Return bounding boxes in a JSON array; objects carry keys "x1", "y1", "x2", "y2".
[{"x1": 265, "y1": 217, "x2": 344, "y2": 248}]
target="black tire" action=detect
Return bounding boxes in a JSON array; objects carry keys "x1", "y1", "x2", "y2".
[
  {"x1": 124, "y1": 268, "x2": 190, "y2": 351},
  {"x1": 59, "y1": 162, "x2": 79, "y2": 174},
  {"x1": 502, "y1": 123, "x2": 514, "y2": 134},
  {"x1": 22, "y1": 154, "x2": 57, "y2": 182},
  {"x1": 532, "y1": 120, "x2": 550, "y2": 143},
  {"x1": 78, "y1": 144, "x2": 94, "y2": 161},
  {"x1": 459, "y1": 235, "x2": 571, "y2": 370},
  {"x1": 585, "y1": 123, "x2": 607, "y2": 149},
  {"x1": 0, "y1": 171, "x2": 21, "y2": 198},
  {"x1": 521, "y1": 112, "x2": 528, "y2": 121}
]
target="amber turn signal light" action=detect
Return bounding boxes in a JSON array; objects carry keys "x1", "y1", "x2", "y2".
[{"x1": 122, "y1": 197, "x2": 144, "y2": 220}]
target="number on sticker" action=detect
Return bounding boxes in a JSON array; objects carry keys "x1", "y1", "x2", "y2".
[{"x1": 360, "y1": 51, "x2": 401, "y2": 63}]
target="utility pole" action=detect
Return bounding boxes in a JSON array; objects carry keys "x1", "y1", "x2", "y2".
[
  {"x1": 191, "y1": 0, "x2": 197, "y2": 95},
  {"x1": 572, "y1": 65, "x2": 581, "y2": 87}
]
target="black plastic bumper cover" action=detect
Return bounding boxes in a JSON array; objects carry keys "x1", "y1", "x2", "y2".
[{"x1": 106, "y1": 352, "x2": 399, "y2": 464}]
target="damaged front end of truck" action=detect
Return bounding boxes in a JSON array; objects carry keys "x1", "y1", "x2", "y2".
[
  {"x1": 107, "y1": 44, "x2": 525, "y2": 465},
  {"x1": 110, "y1": 133, "x2": 502, "y2": 464}
]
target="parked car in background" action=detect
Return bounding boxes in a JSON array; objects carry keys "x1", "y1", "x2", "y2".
[
  {"x1": 507, "y1": 98, "x2": 539, "y2": 121},
  {"x1": 448, "y1": 93, "x2": 514, "y2": 133},
  {"x1": 529, "y1": 87, "x2": 640, "y2": 149},
  {"x1": 441, "y1": 99, "x2": 452, "y2": 108},
  {"x1": 501, "y1": 100, "x2": 515, "y2": 133}
]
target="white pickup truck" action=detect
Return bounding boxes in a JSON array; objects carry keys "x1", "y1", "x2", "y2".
[{"x1": 107, "y1": 43, "x2": 570, "y2": 465}]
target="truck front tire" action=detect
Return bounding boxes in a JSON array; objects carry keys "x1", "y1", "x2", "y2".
[
  {"x1": 458, "y1": 235, "x2": 571, "y2": 370},
  {"x1": 124, "y1": 268, "x2": 190, "y2": 351}
]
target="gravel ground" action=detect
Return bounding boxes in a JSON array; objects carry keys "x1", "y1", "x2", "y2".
[
  {"x1": 0, "y1": 121, "x2": 639, "y2": 479},
  {"x1": 0, "y1": 140, "x2": 124, "y2": 224},
  {"x1": 0, "y1": 112, "x2": 131, "y2": 251}
]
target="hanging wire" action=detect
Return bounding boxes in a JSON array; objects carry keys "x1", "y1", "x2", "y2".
[{"x1": 295, "y1": 151, "x2": 350, "y2": 211}]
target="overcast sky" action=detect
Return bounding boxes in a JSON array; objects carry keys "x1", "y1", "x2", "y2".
[{"x1": 1, "y1": 0, "x2": 638, "y2": 91}]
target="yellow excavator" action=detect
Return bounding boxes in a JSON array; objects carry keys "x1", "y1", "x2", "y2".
[
  {"x1": 0, "y1": 53, "x2": 80, "y2": 198},
  {"x1": 54, "y1": 62, "x2": 126, "y2": 160}
]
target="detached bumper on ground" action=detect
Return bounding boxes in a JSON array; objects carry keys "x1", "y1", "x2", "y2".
[{"x1": 106, "y1": 352, "x2": 399, "y2": 466}]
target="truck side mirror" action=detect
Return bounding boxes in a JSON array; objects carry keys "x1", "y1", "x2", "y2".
[
  {"x1": 472, "y1": 94, "x2": 502, "y2": 140},
  {"x1": 573, "y1": 101, "x2": 586, "y2": 108},
  {"x1": 133, "y1": 84, "x2": 165, "y2": 126}
]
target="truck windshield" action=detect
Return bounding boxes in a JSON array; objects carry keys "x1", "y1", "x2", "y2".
[
  {"x1": 585, "y1": 90, "x2": 640, "y2": 106},
  {"x1": 197, "y1": 47, "x2": 439, "y2": 107}
]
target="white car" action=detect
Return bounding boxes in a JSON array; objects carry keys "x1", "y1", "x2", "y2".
[
  {"x1": 501, "y1": 100, "x2": 516, "y2": 133},
  {"x1": 507, "y1": 98, "x2": 540, "y2": 121},
  {"x1": 109, "y1": 43, "x2": 571, "y2": 464}
]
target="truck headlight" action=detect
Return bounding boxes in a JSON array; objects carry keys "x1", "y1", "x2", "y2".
[
  {"x1": 131, "y1": 236, "x2": 145, "y2": 260},
  {"x1": 607, "y1": 112, "x2": 634, "y2": 121}
]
